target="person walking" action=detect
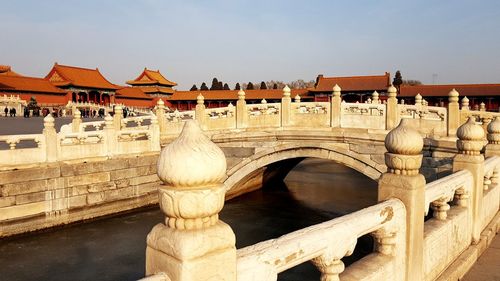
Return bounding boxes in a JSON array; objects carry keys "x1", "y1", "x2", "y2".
[{"x1": 4, "y1": 107, "x2": 7, "y2": 117}]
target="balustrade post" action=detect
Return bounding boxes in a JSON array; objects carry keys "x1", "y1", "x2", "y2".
[
  {"x1": 43, "y1": 114, "x2": 58, "y2": 162},
  {"x1": 378, "y1": 119, "x2": 425, "y2": 281},
  {"x1": 415, "y1": 93, "x2": 422, "y2": 111},
  {"x1": 385, "y1": 85, "x2": 399, "y2": 130},
  {"x1": 103, "y1": 114, "x2": 116, "y2": 156},
  {"x1": 372, "y1": 91, "x2": 379, "y2": 104},
  {"x1": 146, "y1": 121, "x2": 236, "y2": 281},
  {"x1": 113, "y1": 105, "x2": 123, "y2": 131},
  {"x1": 72, "y1": 108, "x2": 82, "y2": 132},
  {"x1": 461, "y1": 96, "x2": 470, "y2": 111},
  {"x1": 486, "y1": 117, "x2": 500, "y2": 157},
  {"x1": 330, "y1": 84, "x2": 341, "y2": 128},
  {"x1": 155, "y1": 99, "x2": 167, "y2": 137},
  {"x1": 452, "y1": 117, "x2": 485, "y2": 243},
  {"x1": 236, "y1": 89, "x2": 248, "y2": 128},
  {"x1": 447, "y1": 89, "x2": 460, "y2": 136},
  {"x1": 150, "y1": 114, "x2": 161, "y2": 152},
  {"x1": 195, "y1": 94, "x2": 206, "y2": 128},
  {"x1": 281, "y1": 85, "x2": 291, "y2": 127}
]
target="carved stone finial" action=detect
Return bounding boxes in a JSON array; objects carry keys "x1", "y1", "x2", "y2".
[
  {"x1": 372, "y1": 91, "x2": 380, "y2": 104},
  {"x1": 196, "y1": 94, "x2": 204, "y2": 104},
  {"x1": 283, "y1": 85, "x2": 291, "y2": 97},
  {"x1": 487, "y1": 117, "x2": 500, "y2": 144},
  {"x1": 156, "y1": 121, "x2": 227, "y2": 230},
  {"x1": 448, "y1": 89, "x2": 459, "y2": 103},
  {"x1": 456, "y1": 117, "x2": 485, "y2": 155},
  {"x1": 384, "y1": 119, "x2": 423, "y2": 175},
  {"x1": 104, "y1": 114, "x2": 113, "y2": 126},
  {"x1": 332, "y1": 84, "x2": 341, "y2": 98},
  {"x1": 461, "y1": 96, "x2": 470, "y2": 110},
  {"x1": 294, "y1": 94, "x2": 301, "y2": 102},
  {"x1": 43, "y1": 113, "x2": 55, "y2": 128},
  {"x1": 387, "y1": 85, "x2": 397, "y2": 98},
  {"x1": 261, "y1": 99, "x2": 267, "y2": 104},
  {"x1": 74, "y1": 108, "x2": 81, "y2": 118},
  {"x1": 480, "y1": 102, "x2": 486, "y2": 111},
  {"x1": 415, "y1": 93, "x2": 422, "y2": 105},
  {"x1": 157, "y1": 99, "x2": 164, "y2": 106},
  {"x1": 238, "y1": 89, "x2": 245, "y2": 100}
]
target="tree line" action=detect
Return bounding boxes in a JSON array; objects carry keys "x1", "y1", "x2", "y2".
[{"x1": 189, "y1": 78, "x2": 316, "y2": 91}]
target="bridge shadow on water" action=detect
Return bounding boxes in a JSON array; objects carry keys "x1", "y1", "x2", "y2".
[{"x1": 0, "y1": 158, "x2": 378, "y2": 281}]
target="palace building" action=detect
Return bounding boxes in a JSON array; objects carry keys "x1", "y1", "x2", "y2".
[{"x1": 126, "y1": 68, "x2": 177, "y2": 98}]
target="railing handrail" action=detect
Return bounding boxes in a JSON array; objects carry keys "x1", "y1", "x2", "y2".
[
  {"x1": 236, "y1": 198, "x2": 405, "y2": 276},
  {"x1": 424, "y1": 169, "x2": 473, "y2": 215}
]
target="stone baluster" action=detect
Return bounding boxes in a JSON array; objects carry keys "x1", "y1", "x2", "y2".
[
  {"x1": 146, "y1": 121, "x2": 236, "y2": 281},
  {"x1": 483, "y1": 174, "x2": 492, "y2": 191},
  {"x1": 378, "y1": 118, "x2": 425, "y2": 281},
  {"x1": 155, "y1": 99, "x2": 167, "y2": 137},
  {"x1": 150, "y1": 114, "x2": 160, "y2": 152},
  {"x1": 113, "y1": 105, "x2": 123, "y2": 131},
  {"x1": 461, "y1": 96, "x2": 470, "y2": 111},
  {"x1": 72, "y1": 108, "x2": 82, "y2": 132},
  {"x1": 294, "y1": 94, "x2": 301, "y2": 103},
  {"x1": 372, "y1": 91, "x2": 380, "y2": 104},
  {"x1": 385, "y1": 85, "x2": 398, "y2": 130},
  {"x1": 195, "y1": 94, "x2": 205, "y2": 128},
  {"x1": 103, "y1": 114, "x2": 116, "y2": 156},
  {"x1": 431, "y1": 198, "x2": 451, "y2": 220},
  {"x1": 311, "y1": 257, "x2": 345, "y2": 281},
  {"x1": 330, "y1": 84, "x2": 341, "y2": 128},
  {"x1": 236, "y1": 89, "x2": 247, "y2": 128},
  {"x1": 480, "y1": 102, "x2": 486, "y2": 111},
  {"x1": 415, "y1": 93, "x2": 422, "y2": 106},
  {"x1": 447, "y1": 89, "x2": 460, "y2": 137},
  {"x1": 281, "y1": 85, "x2": 291, "y2": 127},
  {"x1": 453, "y1": 117, "x2": 485, "y2": 243},
  {"x1": 43, "y1": 114, "x2": 57, "y2": 162}
]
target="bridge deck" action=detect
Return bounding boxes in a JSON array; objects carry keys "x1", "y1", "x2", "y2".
[{"x1": 462, "y1": 233, "x2": 500, "y2": 281}]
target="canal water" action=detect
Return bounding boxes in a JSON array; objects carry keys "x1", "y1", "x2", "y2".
[{"x1": 0, "y1": 158, "x2": 378, "y2": 281}]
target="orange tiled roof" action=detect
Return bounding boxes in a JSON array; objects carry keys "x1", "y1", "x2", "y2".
[
  {"x1": 0, "y1": 75, "x2": 66, "y2": 94},
  {"x1": 400, "y1": 84, "x2": 500, "y2": 97},
  {"x1": 45, "y1": 63, "x2": 119, "y2": 90},
  {"x1": 311, "y1": 73, "x2": 391, "y2": 92},
  {"x1": 126, "y1": 68, "x2": 177, "y2": 87},
  {"x1": 170, "y1": 89, "x2": 310, "y2": 101},
  {"x1": 0, "y1": 65, "x2": 22, "y2": 77},
  {"x1": 136, "y1": 86, "x2": 175, "y2": 95},
  {"x1": 116, "y1": 87, "x2": 154, "y2": 100}
]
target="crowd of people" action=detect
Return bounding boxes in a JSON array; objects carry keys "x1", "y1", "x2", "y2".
[{"x1": 3, "y1": 107, "x2": 17, "y2": 117}]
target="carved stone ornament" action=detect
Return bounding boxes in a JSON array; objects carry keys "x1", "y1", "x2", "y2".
[
  {"x1": 456, "y1": 117, "x2": 486, "y2": 155},
  {"x1": 487, "y1": 117, "x2": 500, "y2": 144},
  {"x1": 282, "y1": 85, "x2": 291, "y2": 97},
  {"x1": 448, "y1": 88, "x2": 459, "y2": 103},
  {"x1": 387, "y1": 85, "x2": 397, "y2": 98},
  {"x1": 196, "y1": 93, "x2": 204, "y2": 104},
  {"x1": 238, "y1": 89, "x2": 246, "y2": 100},
  {"x1": 384, "y1": 118, "x2": 423, "y2": 175},
  {"x1": 332, "y1": 84, "x2": 341, "y2": 97}
]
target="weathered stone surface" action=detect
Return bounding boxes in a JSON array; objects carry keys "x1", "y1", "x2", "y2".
[
  {"x1": 129, "y1": 174, "x2": 159, "y2": 186},
  {"x1": 87, "y1": 182, "x2": 116, "y2": 193},
  {"x1": 127, "y1": 154, "x2": 159, "y2": 168},
  {"x1": 69, "y1": 195, "x2": 87, "y2": 209},
  {"x1": 110, "y1": 165, "x2": 154, "y2": 181},
  {"x1": 0, "y1": 201, "x2": 46, "y2": 220},
  {"x1": 135, "y1": 182, "x2": 160, "y2": 195},
  {"x1": 0, "y1": 196, "x2": 15, "y2": 208},
  {"x1": 104, "y1": 186, "x2": 134, "y2": 201},
  {"x1": 64, "y1": 172, "x2": 110, "y2": 187},
  {"x1": 1, "y1": 179, "x2": 49, "y2": 196},
  {"x1": 60, "y1": 159, "x2": 128, "y2": 176},
  {"x1": 220, "y1": 147, "x2": 255, "y2": 158},
  {"x1": 0, "y1": 165, "x2": 60, "y2": 185},
  {"x1": 15, "y1": 191, "x2": 47, "y2": 205},
  {"x1": 87, "y1": 192, "x2": 105, "y2": 205}
]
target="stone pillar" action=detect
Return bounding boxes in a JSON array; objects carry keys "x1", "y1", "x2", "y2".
[
  {"x1": 103, "y1": 114, "x2": 116, "y2": 156},
  {"x1": 72, "y1": 109, "x2": 82, "y2": 133},
  {"x1": 453, "y1": 117, "x2": 485, "y2": 243},
  {"x1": 447, "y1": 89, "x2": 460, "y2": 137},
  {"x1": 43, "y1": 114, "x2": 58, "y2": 162},
  {"x1": 378, "y1": 119, "x2": 425, "y2": 281},
  {"x1": 461, "y1": 96, "x2": 470, "y2": 111},
  {"x1": 146, "y1": 121, "x2": 236, "y2": 281},
  {"x1": 486, "y1": 117, "x2": 500, "y2": 157},
  {"x1": 236, "y1": 89, "x2": 247, "y2": 129},
  {"x1": 385, "y1": 85, "x2": 399, "y2": 130},
  {"x1": 150, "y1": 114, "x2": 161, "y2": 152},
  {"x1": 114, "y1": 105, "x2": 123, "y2": 131},
  {"x1": 330, "y1": 84, "x2": 341, "y2": 128},
  {"x1": 372, "y1": 91, "x2": 380, "y2": 104},
  {"x1": 155, "y1": 99, "x2": 167, "y2": 137},
  {"x1": 294, "y1": 94, "x2": 301, "y2": 103},
  {"x1": 195, "y1": 94, "x2": 206, "y2": 128},
  {"x1": 480, "y1": 102, "x2": 486, "y2": 111},
  {"x1": 281, "y1": 85, "x2": 291, "y2": 127}
]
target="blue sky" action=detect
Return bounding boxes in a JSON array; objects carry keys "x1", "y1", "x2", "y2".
[{"x1": 1, "y1": 0, "x2": 500, "y2": 89}]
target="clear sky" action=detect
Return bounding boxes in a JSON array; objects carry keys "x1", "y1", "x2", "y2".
[{"x1": 1, "y1": 0, "x2": 500, "y2": 90}]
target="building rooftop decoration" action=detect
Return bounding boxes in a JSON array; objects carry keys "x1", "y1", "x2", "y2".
[
  {"x1": 45, "y1": 63, "x2": 119, "y2": 90},
  {"x1": 126, "y1": 68, "x2": 177, "y2": 96},
  {"x1": 0, "y1": 75, "x2": 66, "y2": 94},
  {"x1": 0, "y1": 65, "x2": 22, "y2": 77}
]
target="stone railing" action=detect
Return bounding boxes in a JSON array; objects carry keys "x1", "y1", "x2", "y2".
[
  {"x1": 0, "y1": 105, "x2": 160, "y2": 167},
  {"x1": 143, "y1": 117, "x2": 499, "y2": 281},
  {"x1": 237, "y1": 199, "x2": 406, "y2": 281}
]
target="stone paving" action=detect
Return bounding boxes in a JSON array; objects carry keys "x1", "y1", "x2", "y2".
[{"x1": 462, "y1": 233, "x2": 500, "y2": 281}]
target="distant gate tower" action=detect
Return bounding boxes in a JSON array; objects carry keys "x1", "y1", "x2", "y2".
[{"x1": 126, "y1": 68, "x2": 177, "y2": 98}]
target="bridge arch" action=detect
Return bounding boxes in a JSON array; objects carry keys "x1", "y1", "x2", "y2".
[{"x1": 223, "y1": 143, "x2": 386, "y2": 198}]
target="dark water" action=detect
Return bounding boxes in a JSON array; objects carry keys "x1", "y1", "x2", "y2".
[{"x1": 0, "y1": 158, "x2": 377, "y2": 281}]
